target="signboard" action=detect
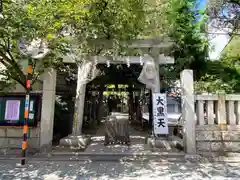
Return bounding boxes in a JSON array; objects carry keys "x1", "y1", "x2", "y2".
[
  {"x1": 4, "y1": 100, "x2": 21, "y2": 121},
  {"x1": 152, "y1": 93, "x2": 168, "y2": 134},
  {"x1": 0, "y1": 95, "x2": 40, "y2": 126},
  {"x1": 30, "y1": 101, "x2": 34, "y2": 111}
]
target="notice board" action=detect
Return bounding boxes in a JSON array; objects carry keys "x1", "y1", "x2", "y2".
[{"x1": 0, "y1": 93, "x2": 41, "y2": 126}]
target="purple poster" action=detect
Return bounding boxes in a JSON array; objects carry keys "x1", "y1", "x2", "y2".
[{"x1": 4, "y1": 100, "x2": 21, "y2": 121}]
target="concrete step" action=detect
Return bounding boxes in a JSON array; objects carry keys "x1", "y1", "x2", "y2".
[
  {"x1": 198, "y1": 152, "x2": 240, "y2": 162},
  {"x1": 45, "y1": 135, "x2": 186, "y2": 162},
  {"x1": 0, "y1": 155, "x2": 186, "y2": 163},
  {"x1": 90, "y1": 135, "x2": 147, "y2": 144},
  {"x1": 36, "y1": 151, "x2": 186, "y2": 162},
  {"x1": 0, "y1": 148, "x2": 37, "y2": 157},
  {"x1": 6, "y1": 151, "x2": 239, "y2": 163}
]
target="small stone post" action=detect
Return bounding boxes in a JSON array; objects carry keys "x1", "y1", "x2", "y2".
[{"x1": 180, "y1": 70, "x2": 198, "y2": 157}]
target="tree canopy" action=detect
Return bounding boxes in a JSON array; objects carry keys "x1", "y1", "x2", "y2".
[
  {"x1": 163, "y1": 0, "x2": 208, "y2": 80},
  {"x1": 0, "y1": 0, "x2": 146, "y2": 91},
  {"x1": 194, "y1": 0, "x2": 240, "y2": 93},
  {"x1": 2, "y1": 0, "x2": 239, "y2": 94}
]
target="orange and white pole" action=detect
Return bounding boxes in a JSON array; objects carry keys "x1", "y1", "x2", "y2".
[{"x1": 21, "y1": 61, "x2": 33, "y2": 165}]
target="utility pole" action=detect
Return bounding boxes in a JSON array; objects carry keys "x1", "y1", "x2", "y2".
[
  {"x1": 21, "y1": 59, "x2": 33, "y2": 165},
  {"x1": 18, "y1": 39, "x2": 49, "y2": 165}
]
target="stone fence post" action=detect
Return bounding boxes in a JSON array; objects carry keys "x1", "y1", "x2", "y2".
[
  {"x1": 180, "y1": 70, "x2": 197, "y2": 156},
  {"x1": 40, "y1": 68, "x2": 56, "y2": 152}
]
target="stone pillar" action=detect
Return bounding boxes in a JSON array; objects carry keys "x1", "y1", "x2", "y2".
[
  {"x1": 72, "y1": 65, "x2": 87, "y2": 136},
  {"x1": 40, "y1": 68, "x2": 56, "y2": 152},
  {"x1": 180, "y1": 70, "x2": 197, "y2": 155},
  {"x1": 59, "y1": 65, "x2": 89, "y2": 149}
]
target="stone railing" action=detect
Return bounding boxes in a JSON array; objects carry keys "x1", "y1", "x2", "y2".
[
  {"x1": 195, "y1": 94, "x2": 240, "y2": 155},
  {"x1": 180, "y1": 70, "x2": 240, "y2": 158}
]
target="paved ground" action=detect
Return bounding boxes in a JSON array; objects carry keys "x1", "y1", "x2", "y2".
[
  {"x1": 0, "y1": 160, "x2": 239, "y2": 180},
  {"x1": 1, "y1": 117, "x2": 239, "y2": 179},
  {"x1": 84, "y1": 117, "x2": 181, "y2": 155},
  {"x1": 85, "y1": 118, "x2": 150, "y2": 154}
]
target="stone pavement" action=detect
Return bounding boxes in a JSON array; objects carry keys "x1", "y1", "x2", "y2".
[
  {"x1": 84, "y1": 118, "x2": 152, "y2": 155},
  {"x1": 0, "y1": 160, "x2": 239, "y2": 180},
  {"x1": 84, "y1": 118, "x2": 181, "y2": 155}
]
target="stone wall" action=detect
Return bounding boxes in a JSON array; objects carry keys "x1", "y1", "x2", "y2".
[
  {"x1": 0, "y1": 125, "x2": 40, "y2": 152},
  {"x1": 196, "y1": 125, "x2": 240, "y2": 155}
]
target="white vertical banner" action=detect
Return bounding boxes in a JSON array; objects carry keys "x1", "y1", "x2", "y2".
[{"x1": 152, "y1": 93, "x2": 168, "y2": 134}]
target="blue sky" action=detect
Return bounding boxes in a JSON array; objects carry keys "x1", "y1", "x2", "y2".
[{"x1": 195, "y1": 0, "x2": 207, "y2": 9}]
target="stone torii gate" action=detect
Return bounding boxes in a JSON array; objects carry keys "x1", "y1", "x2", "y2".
[{"x1": 60, "y1": 37, "x2": 175, "y2": 147}]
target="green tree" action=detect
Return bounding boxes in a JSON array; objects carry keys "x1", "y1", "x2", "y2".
[
  {"x1": 165, "y1": 0, "x2": 208, "y2": 81},
  {"x1": 0, "y1": 0, "x2": 146, "y2": 91},
  {"x1": 0, "y1": 0, "x2": 64, "y2": 91},
  {"x1": 195, "y1": 35, "x2": 240, "y2": 93},
  {"x1": 194, "y1": 0, "x2": 240, "y2": 93},
  {"x1": 141, "y1": 0, "x2": 170, "y2": 38}
]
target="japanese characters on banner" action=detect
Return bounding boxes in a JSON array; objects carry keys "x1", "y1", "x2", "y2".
[
  {"x1": 152, "y1": 93, "x2": 168, "y2": 134},
  {"x1": 4, "y1": 100, "x2": 21, "y2": 121}
]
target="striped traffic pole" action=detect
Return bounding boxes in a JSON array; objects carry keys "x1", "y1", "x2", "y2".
[{"x1": 21, "y1": 60, "x2": 33, "y2": 165}]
